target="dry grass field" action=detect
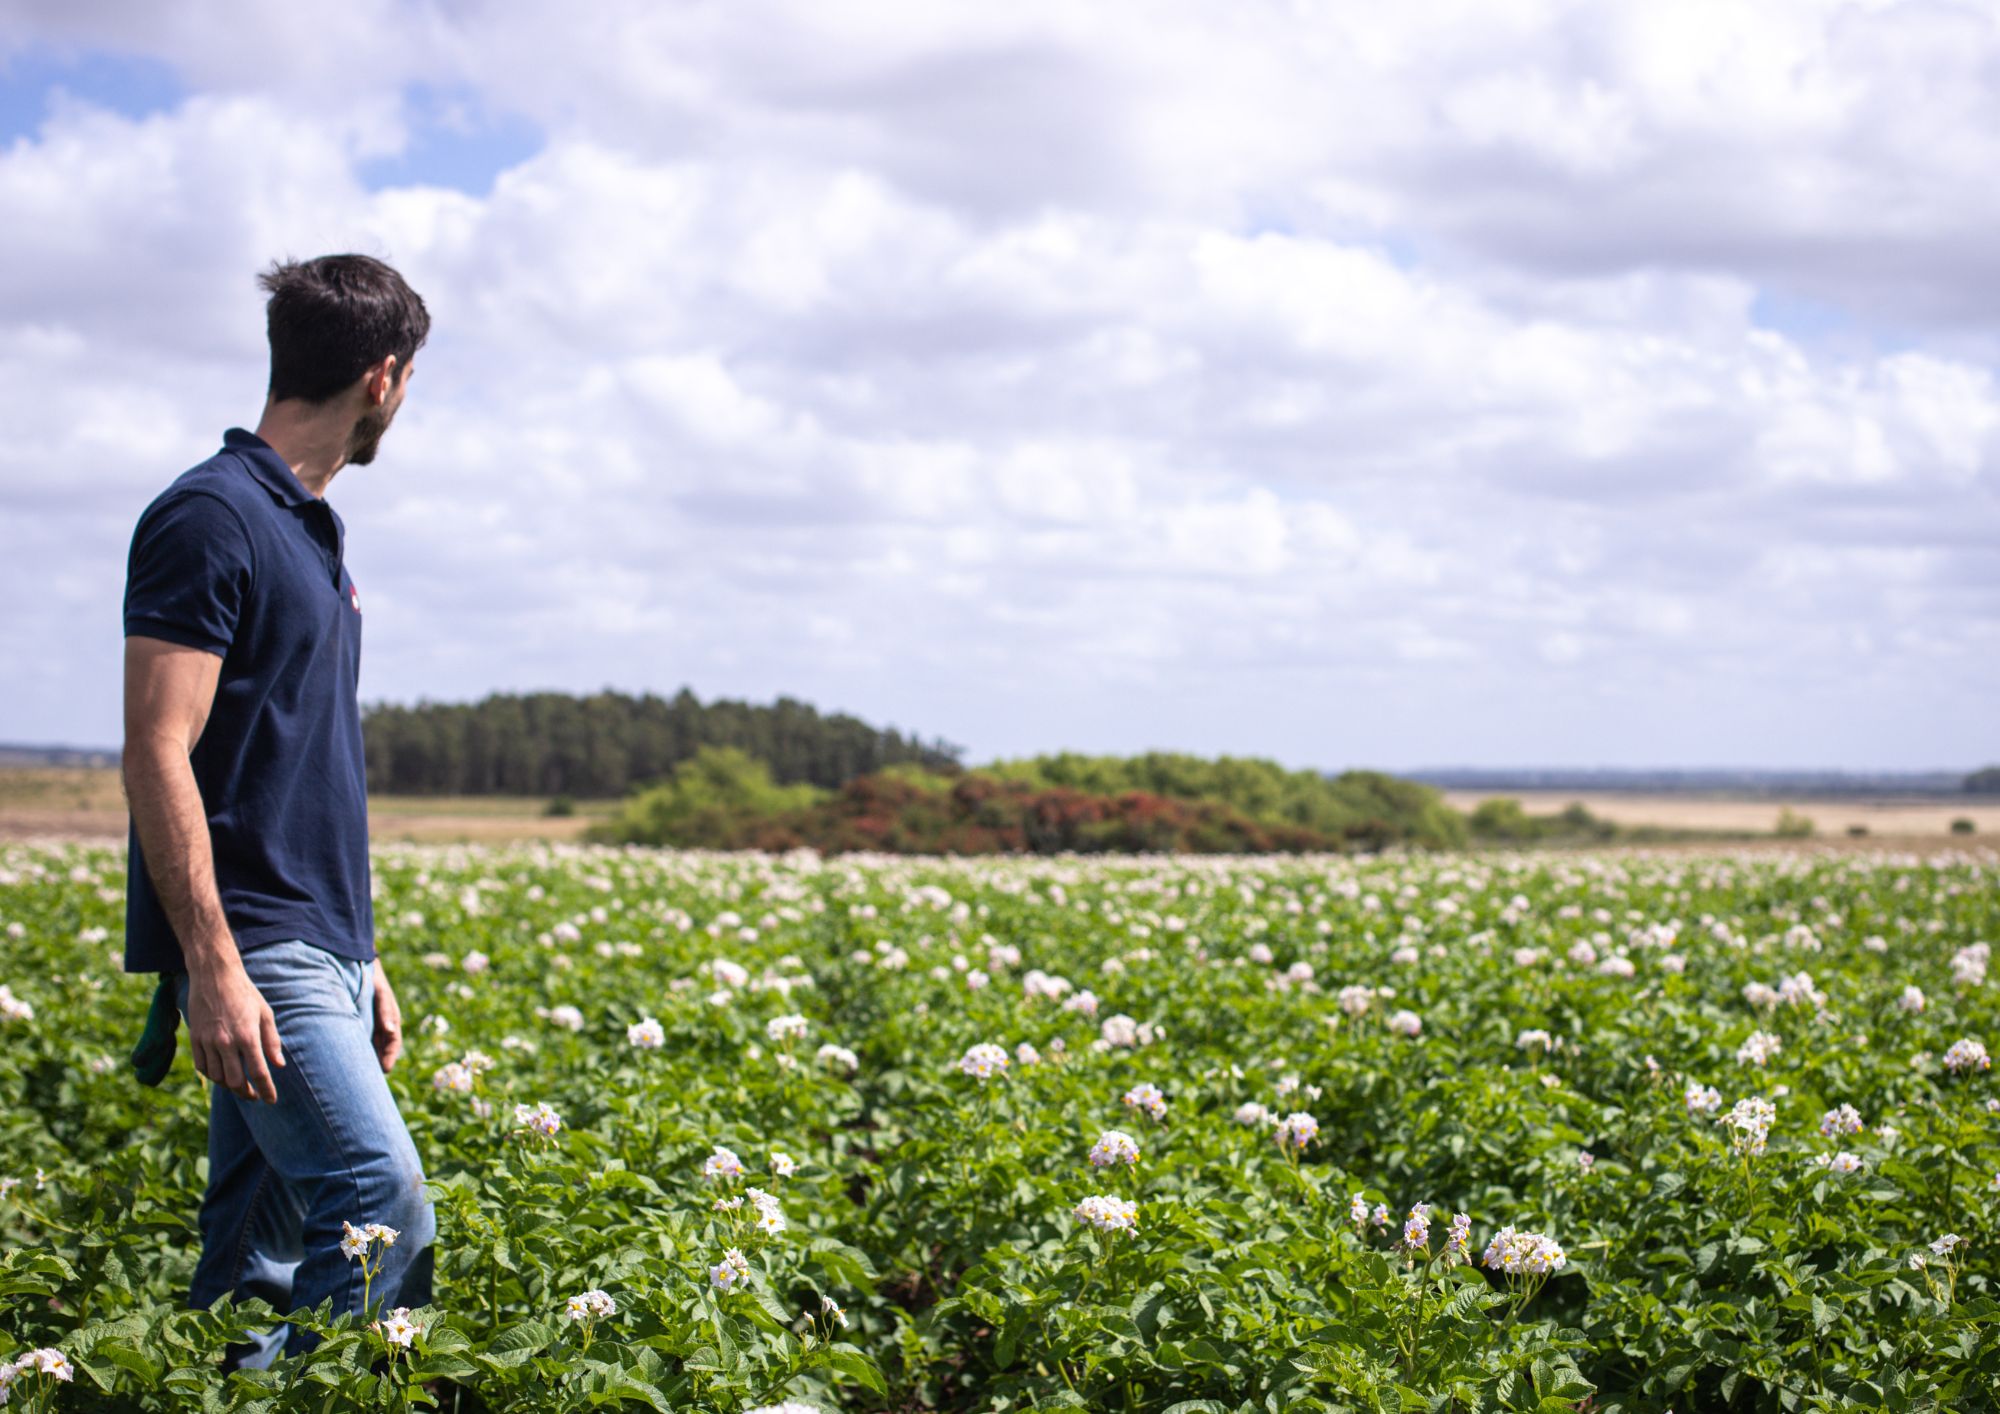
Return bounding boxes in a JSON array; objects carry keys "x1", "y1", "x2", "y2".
[
  {"x1": 1441, "y1": 789, "x2": 1997, "y2": 840},
  {"x1": 0, "y1": 766, "x2": 611, "y2": 844}
]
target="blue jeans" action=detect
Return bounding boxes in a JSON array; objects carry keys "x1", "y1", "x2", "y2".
[{"x1": 174, "y1": 941, "x2": 435, "y2": 1366}]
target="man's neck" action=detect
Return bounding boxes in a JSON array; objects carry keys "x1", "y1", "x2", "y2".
[{"x1": 252, "y1": 401, "x2": 350, "y2": 499}]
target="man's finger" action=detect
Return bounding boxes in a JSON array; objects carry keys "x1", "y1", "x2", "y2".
[
  {"x1": 242, "y1": 1045, "x2": 278, "y2": 1105},
  {"x1": 260, "y1": 1008, "x2": 286, "y2": 1071},
  {"x1": 219, "y1": 1046, "x2": 248, "y2": 1098},
  {"x1": 380, "y1": 1029, "x2": 401, "y2": 1072},
  {"x1": 190, "y1": 1039, "x2": 214, "y2": 1086}
]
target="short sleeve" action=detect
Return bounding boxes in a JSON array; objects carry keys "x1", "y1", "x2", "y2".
[{"x1": 123, "y1": 490, "x2": 254, "y2": 656}]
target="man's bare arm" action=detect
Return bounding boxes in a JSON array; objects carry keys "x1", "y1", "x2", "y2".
[
  {"x1": 124, "y1": 636, "x2": 284, "y2": 1102},
  {"x1": 123, "y1": 638, "x2": 231, "y2": 964}
]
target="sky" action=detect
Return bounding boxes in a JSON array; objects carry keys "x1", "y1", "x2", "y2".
[{"x1": 1, "y1": 0, "x2": 1996, "y2": 772}]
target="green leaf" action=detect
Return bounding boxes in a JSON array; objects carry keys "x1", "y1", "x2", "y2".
[
  {"x1": 808, "y1": 1236, "x2": 880, "y2": 1290},
  {"x1": 483, "y1": 1319, "x2": 559, "y2": 1366},
  {"x1": 408, "y1": 1352, "x2": 480, "y2": 1380},
  {"x1": 1659, "y1": 1355, "x2": 1703, "y2": 1389},
  {"x1": 996, "y1": 1307, "x2": 1025, "y2": 1368},
  {"x1": 823, "y1": 1341, "x2": 887, "y2": 1395},
  {"x1": 1533, "y1": 1356, "x2": 1558, "y2": 1394},
  {"x1": 1443, "y1": 1284, "x2": 1493, "y2": 1322},
  {"x1": 90, "y1": 1341, "x2": 164, "y2": 1384},
  {"x1": 1548, "y1": 1365, "x2": 1595, "y2": 1398}
]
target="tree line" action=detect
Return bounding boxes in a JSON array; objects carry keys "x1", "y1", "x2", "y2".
[{"x1": 361, "y1": 689, "x2": 962, "y2": 797}]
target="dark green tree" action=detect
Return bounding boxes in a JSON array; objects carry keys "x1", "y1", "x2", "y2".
[{"x1": 361, "y1": 688, "x2": 961, "y2": 797}]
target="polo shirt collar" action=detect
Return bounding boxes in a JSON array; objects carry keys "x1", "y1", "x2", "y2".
[{"x1": 224, "y1": 427, "x2": 317, "y2": 508}]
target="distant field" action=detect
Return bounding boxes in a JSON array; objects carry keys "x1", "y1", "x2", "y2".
[
  {"x1": 5, "y1": 765, "x2": 1990, "y2": 847},
  {"x1": 368, "y1": 795, "x2": 612, "y2": 843},
  {"x1": 0, "y1": 766, "x2": 613, "y2": 843},
  {"x1": 1442, "y1": 789, "x2": 1996, "y2": 839}
]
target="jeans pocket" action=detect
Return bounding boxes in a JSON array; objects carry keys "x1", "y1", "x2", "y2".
[{"x1": 242, "y1": 941, "x2": 367, "y2": 1021}]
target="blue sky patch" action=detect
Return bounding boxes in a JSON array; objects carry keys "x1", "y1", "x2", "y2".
[
  {"x1": 0, "y1": 43, "x2": 185, "y2": 142},
  {"x1": 1750, "y1": 288, "x2": 1863, "y2": 343},
  {"x1": 359, "y1": 84, "x2": 542, "y2": 195}
]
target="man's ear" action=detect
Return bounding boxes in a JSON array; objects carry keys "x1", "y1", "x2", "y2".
[{"x1": 368, "y1": 354, "x2": 401, "y2": 405}]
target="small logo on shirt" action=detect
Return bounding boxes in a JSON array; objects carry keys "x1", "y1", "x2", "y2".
[{"x1": 349, "y1": 582, "x2": 361, "y2": 613}]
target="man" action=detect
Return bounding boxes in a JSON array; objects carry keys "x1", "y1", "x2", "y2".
[{"x1": 122, "y1": 254, "x2": 435, "y2": 1367}]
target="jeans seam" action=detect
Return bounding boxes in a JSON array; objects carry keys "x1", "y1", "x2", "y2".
[
  {"x1": 227, "y1": 1154, "x2": 274, "y2": 1301},
  {"x1": 271, "y1": 999, "x2": 371, "y2": 1321},
  {"x1": 222, "y1": 942, "x2": 402, "y2": 1343}
]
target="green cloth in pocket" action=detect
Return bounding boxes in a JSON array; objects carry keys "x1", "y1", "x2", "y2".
[{"x1": 130, "y1": 973, "x2": 182, "y2": 1086}]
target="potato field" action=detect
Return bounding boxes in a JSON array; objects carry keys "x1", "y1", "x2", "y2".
[{"x1": 2, "y1": 842, "x2": 1997, "y2": 1412}]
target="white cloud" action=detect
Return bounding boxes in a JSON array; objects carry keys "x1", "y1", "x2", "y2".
[{"x1": 0, "y1": 0, "x2": 1996, "y2": 768}]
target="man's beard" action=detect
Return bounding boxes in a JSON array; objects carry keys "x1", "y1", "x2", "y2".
[{"x1": 345, "y1": 401, "x2": 395, "y2": 466}]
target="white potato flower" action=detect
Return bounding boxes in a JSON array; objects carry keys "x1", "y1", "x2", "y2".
[
  {"x1": 1088, "y1": 1130, "x2": 1141, "y2": 1168},
  {"x1": 513, "y1": 1102, "x2": 563, "y2": 1138},
  {"x1": 958, "y1": 1043, "x2": 1011, "y2": 1081},
  {"x1": 378, "y1": 1308, "x2": 419, "y2": 1347},
  {"x1": 710, "y1": 1248, "x2": 753, "y2": 1291},
  {"x1": 766, "y1": 1014, "x2": 810, "y2": 1043},
  {"x1": 1482, "y1": 1227, "x2": 1566, "y2": 1276},
  {"x1": 703, "y1": 1147, "x2": 746, "y2": 1183},
  {"x1": 1944, "y1": 1038, "x2": 1991, "y2": 1073},
  {"x1": 1073, "y1": 1195, "x2": 1139, "y2": 1234},
  {"x1": 816, "y1": 1043, "x2": 860, "y2": 1074},
  {"x1": 563, "y1": 1289, "x2": 617, "y2": 1321},
  {"x1": 1736, "y1": 1031, "x2": 1782, "y2": 1067},
  {"x1": 1274, "y1": 1112, "x2": 1320, "y2": 1152},
  {"x1": 1121, "y1": 1082, "x2": 1168, "y2": 1120}
]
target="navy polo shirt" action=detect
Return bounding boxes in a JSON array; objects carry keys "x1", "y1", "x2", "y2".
[{"x1": 122, "y1": 428, "x2": 375, "y2": 973}]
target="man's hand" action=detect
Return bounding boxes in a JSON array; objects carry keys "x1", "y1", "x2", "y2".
[
  {"x1": 372, "y1": 959, "x2": 403, "y2": 1073},
  {"x1": 185, "y1": 958, "x2": 285, "y2": 1103}
]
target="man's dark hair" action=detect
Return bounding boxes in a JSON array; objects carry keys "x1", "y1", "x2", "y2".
[{"x1": 258, "y1": 254, "x2": 431, "y2": 404}]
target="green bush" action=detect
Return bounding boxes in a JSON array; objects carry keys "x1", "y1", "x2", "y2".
[
  {"x1": 984, "y1": 751, "x2": 1466, "y2": 848},
  {"x1": 1774, "y1": 807, "x2": 1816, "y2": 838},
  {"x1": 592, "y1": 751, "x2": 1462, "y2": 854},
  {"x1": 588, "y1": 745, "x2": 824, "y2": 847},
  {"x1": 1466, "y1": 797, "x2": 1618, "y2": 845},
  {"x1": 1468, "y1": 796, "x2": 1534, "y2": 838}
]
